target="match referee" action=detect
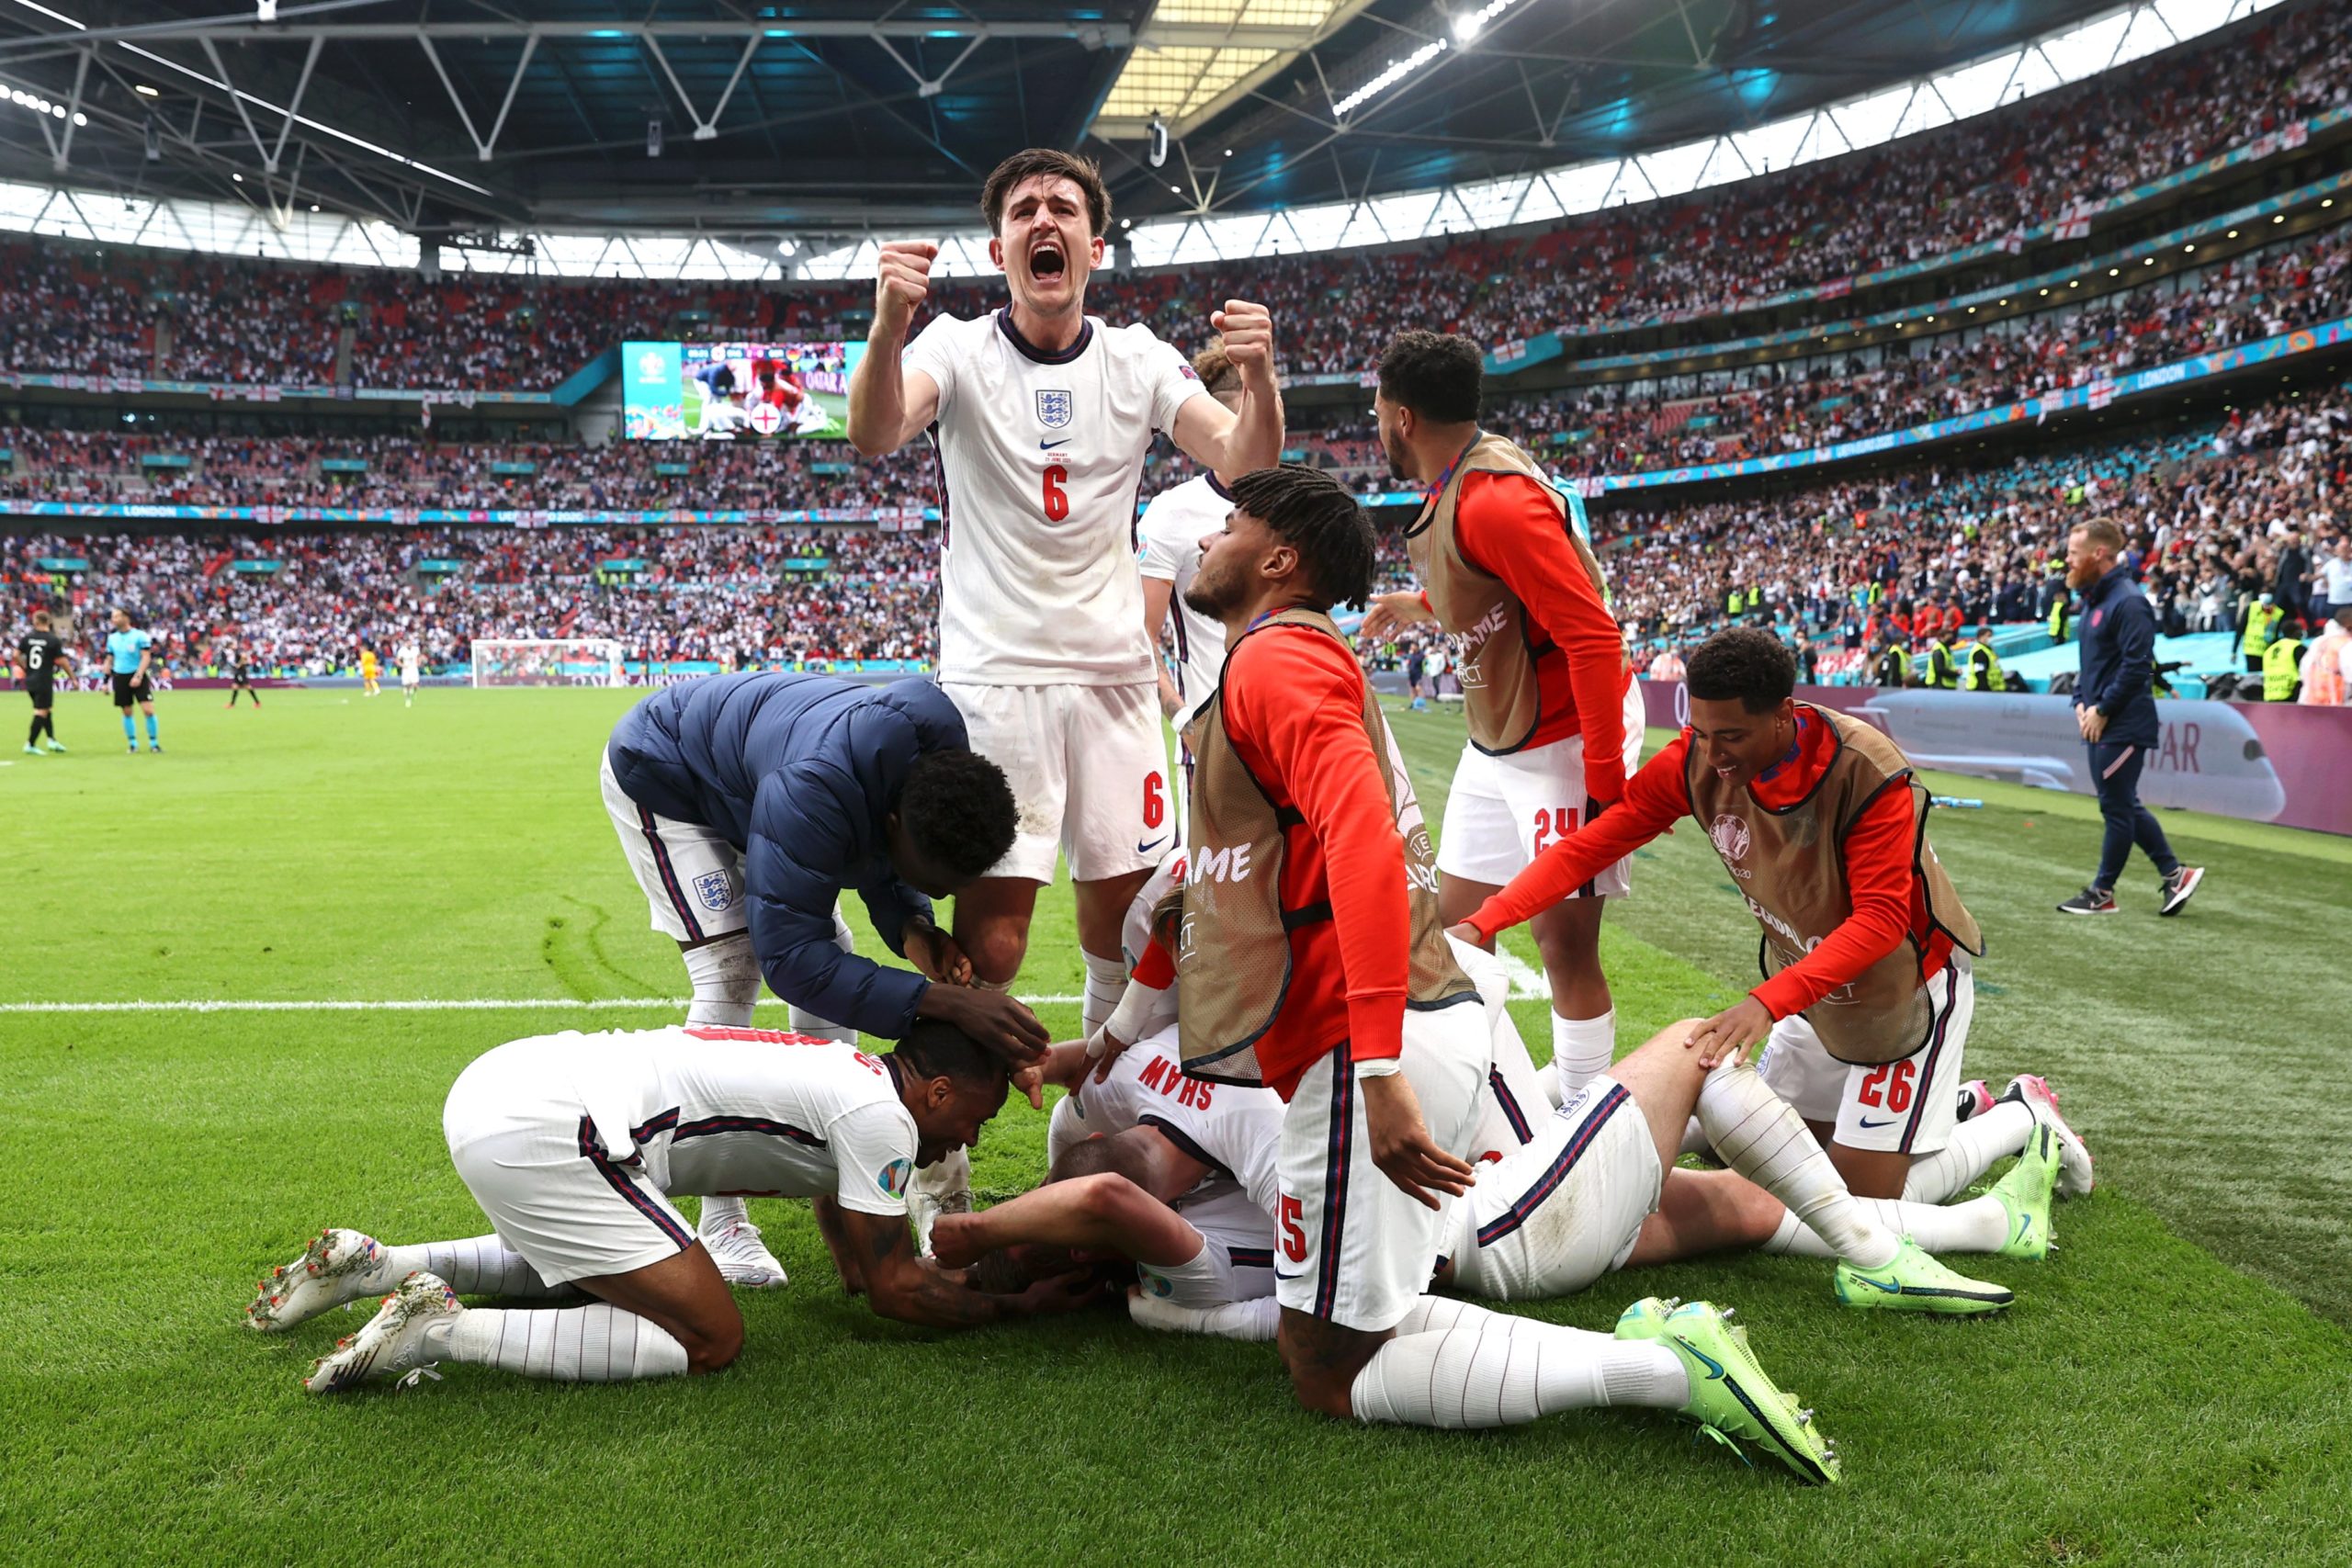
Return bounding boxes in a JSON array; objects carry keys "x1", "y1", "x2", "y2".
[{"x1": 106, "y1": 607, "x2": 161, "y2": 754}]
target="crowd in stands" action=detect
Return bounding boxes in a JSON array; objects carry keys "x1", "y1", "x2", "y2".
[
  {"x1": 7, "y1": 375, "x2": 2346, "y2": 690},
  {"x1": 1598, "y1": 384, "x2": 2352, "y2": 665},
  {"x1": 0, "y1": 426, "x2": 943, "y2": 512},
  {"x1": 0, "y1": 0, "x2": 2344, "y2": 393},
  {"x1": 2, "y1": 525, "x2": 937, "y2": 674}
]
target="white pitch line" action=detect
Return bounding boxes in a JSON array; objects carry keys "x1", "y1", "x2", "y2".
[
  {"x1": 1491, "y1": 947, "x2": 1551, "y2": 1002},
  {"x1": 0, "y1": 996, "x2": 1091, "y2": 1015}
]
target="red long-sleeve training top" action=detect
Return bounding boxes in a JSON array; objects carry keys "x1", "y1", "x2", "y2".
[
  {"x1": 1132, "y1": 620, "x2": 1416, "y2": 1101},
  {"x1": 1463, "y1": 709, "x2": 1949, "y2": 1020},
  {"x1": 1437, "y1": 471, "x2": 1632, "y2": 802}
]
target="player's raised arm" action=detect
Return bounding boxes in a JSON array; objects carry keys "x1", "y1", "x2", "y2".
[
  {"x1": 846, "y1": 240, "x2": 944, "y2": 457},
  {"x1": 1170, "y1": 300, "x2": 1283, "y2": 484}
]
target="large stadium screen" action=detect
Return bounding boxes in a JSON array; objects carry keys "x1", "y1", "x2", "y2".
[{"x1": 621, "y1": 340, "x2": 866, "y2": 440}]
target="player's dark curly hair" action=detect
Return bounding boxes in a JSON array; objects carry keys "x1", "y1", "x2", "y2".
[
  {"x1": 1377, "y1": 330, "x2": 1484, "y2": 424},
  {"x1": 981, "y1": 148, "x2": 1112, "y2": 236},
  {"x1": 1684, "y1": 627, "x2": 1797, "y2": 715},
  {"x1": 1229, "y1": 463, "x2": 1375, "y2": 612},
  {"x1": 897, "y1": 748, "x2": 1017, "y2": 883},
  {"x1": 893, "y1": 1018, "x2": 1010, "y2": 1090}
]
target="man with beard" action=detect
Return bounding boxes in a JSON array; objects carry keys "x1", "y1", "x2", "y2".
[{"x1": 1357, "y1": 332, "x2": 1645, "y2": 1111}]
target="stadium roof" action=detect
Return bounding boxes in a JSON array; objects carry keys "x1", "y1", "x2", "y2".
[{"x1": 0, "y1": 0, "x2": 2284, "y2": 269}]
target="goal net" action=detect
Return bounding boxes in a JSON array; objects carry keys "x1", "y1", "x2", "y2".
[{"x1": 469, "y1": 637, "x2": 628, "y2": 688}]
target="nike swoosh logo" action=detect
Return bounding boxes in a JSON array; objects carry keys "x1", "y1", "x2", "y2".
[
  {"x1": 1857, "y1": 1116, "x2": 1896, "y2": 1129},
  {"x1": 1674, "y1": 1337, "x2": 1726, "y2": 1381},
  {"x1": 1272, "y1": 1269, "x2": 1305, "y2": 1281},
  {"x1": 1040, "y1": 438, "x2": 1071, "y2": 450},
  {"x1": 1847, "y1": 1271, "x2": 1903, "y2": 1293},
  {"x1": 1137, "y1": 835, "x2": 1170, "y2": 855}
]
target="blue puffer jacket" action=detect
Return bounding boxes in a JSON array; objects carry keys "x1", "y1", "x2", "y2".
[{"x1": 605, "y1": 672, "x2": 967, "y2": 1037}]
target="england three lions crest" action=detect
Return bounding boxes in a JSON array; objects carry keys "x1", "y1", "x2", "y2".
[
  {"x1": 1035, "y1": 389, "x2": 1074, "y2": 429},
  {"x1": 694, "y1": 870, "x2": 735, "y2": 913}
]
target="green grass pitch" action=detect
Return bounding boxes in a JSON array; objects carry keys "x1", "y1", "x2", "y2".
[{"x1": 3, "y1": 685, "x2": 2348, "y2": 1565}]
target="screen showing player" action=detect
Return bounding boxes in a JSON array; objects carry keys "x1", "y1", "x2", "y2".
[{"x1": 622, "y1": 340, "x2": 866, "y2": 441}]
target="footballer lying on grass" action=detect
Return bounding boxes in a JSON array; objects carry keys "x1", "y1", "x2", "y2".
[{"x1": 245, "y1": 1021, "x2": 1095, "y2": 1391}]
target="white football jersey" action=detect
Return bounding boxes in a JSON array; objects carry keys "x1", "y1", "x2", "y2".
[
  {"x1": 560, "y1": 1026, "x2": 921, "y2": 1217},
  {"x1": 1069, "y1": 1023, "x2": 1285, "y2": 1220},
  {"x1": 1136, "y1": 473, "x2": 1233, "y2": 728},
  {"x1": 904, "y1": 309, "x2": 1207, "y2": 686}
]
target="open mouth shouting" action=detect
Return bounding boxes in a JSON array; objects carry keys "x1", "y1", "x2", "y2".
[{"x1": 1028, "y1": 239, "x2": 1069, "y2": 285}]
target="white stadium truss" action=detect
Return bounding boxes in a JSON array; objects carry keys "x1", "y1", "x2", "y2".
[{"x1": 0, "y1": 0, "x2": 2288, "y2": 281}]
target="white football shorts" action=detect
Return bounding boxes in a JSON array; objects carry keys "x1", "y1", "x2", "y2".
[
  {"x1": 1756, "y1": 961, "x2": 1973, "y2": 1156},
  {"x1": 943, "y1": 681, "x2": 1170, "y2": 885},
  {"x1": 442, "y1": 1038, "x2": 695, "y2": 1287},
  {"x1": 600, "y1": 750, "x2": 748, "y2": 945},
  {"x1": 1447, "y1": 1073, "x2": 1660, "y2": 1301},
  {"x1": 1273, "y1": 997, "x2": 1492, "y2": 1334},
  {"x1": 1435, "y1": 677, "x2": 1647, "y2": 890}
]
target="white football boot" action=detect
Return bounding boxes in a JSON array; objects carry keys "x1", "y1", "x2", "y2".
[
  {"x1": 2000, "y1": 1075, "x2": 2094, "y2": 1198},
  {"x1": 699, "y1": 1199, "x2": 788, "y2": 1289},
  {"x1": 908, "y1": 1146, "x2": 972, "y2": 1258},
  {"x1": 246, "y1": 1228, "x2": 391, "y2": 1332},
  {"x1": 304, "y1": 1272, "x2": 460, "y2": 1393}
]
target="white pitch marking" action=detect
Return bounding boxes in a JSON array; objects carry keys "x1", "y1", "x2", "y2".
[
  {"x1": 1491, "y1": 945, "x2": 1550, "y2": 1001},
  {"x1": 0, "y1": 996, "x2": 1091, "y2": 1015}
]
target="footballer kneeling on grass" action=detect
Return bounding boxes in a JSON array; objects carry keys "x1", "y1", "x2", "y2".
[{"x1": 246, "y1": 1021, "x2": 1095, "y2": 1393}]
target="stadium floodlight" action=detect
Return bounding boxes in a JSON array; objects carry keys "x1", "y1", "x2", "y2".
[
  {"x1": 469, "y1": 639, "x2": 628, "y2": 689},
  {"x1": 256, "y1": 0, "x2": 277, "y2": 20},
  {"x1": 1331, "y1": 39, "x2": 1445, "y2": 117}
]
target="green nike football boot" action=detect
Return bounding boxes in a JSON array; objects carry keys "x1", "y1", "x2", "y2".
[
  {"x1": 1834, "y1": 1236, "x2": 2015, "y2": 1314},
  {"x1": 1615, "y1": 1296, "x2": 1841, "y2": 1485},
  {"x1": 1987, "y1": 1121, "x2": 2062, "y2": 1260}
]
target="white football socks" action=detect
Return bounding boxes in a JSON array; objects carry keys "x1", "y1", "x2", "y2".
[
  {"x1": 1350, "y1": 1297, "x2": 1689, "y2": 1428},
  {"x1": 1903, "y1": 1100, "x2": 2034, "y2": 1203},
  {"x1": 1532, "y1": 1062, "x2": 1564, "y2": 1111},
  {"x1": 379, "y1": 1235, "x2": 569, "y2": 1299},
  {"x1": 438, "y1": 1303, "x2": 690, "y2": 1382},
  {"x1": 1697, "y1": 1060, "x2": 1898, "y2": 1270},
  {"x1": 1549, "y1": 1010, "x2": 1617, "y2": 1101},
  {"x1": 682, "y1": 932, "x2": 759, "y2": 1028},
  {"x1": 1763, "y1": 1193, "x2": 2010, "y2": 1258},
  {"x1": 698, "y1": 1194, "x2": 749, "y2": 1238},
  {"x1": 1080, "y1": 949, "x2": 1128, "y2": 1041}
]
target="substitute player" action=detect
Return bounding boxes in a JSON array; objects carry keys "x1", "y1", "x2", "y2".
[
  {"x1": 17, "y1": 607, "x2": 68, "y2": 754},
  {"x1": 1080, "y1": 468, "x2": 1834, "y2": 1476},
  {"x1": 105, "y1": 607, "x2": 159, "y2": 753},
  {"x1": 248, "y1": 1021, "x2": 1098, "y2": 1393},
  {"x1": 602, "y1": 671, "x2": 1046, "y2": 1282},
  {"x1": 845, "y1": 147, "x2": 1284, "y2": 1050},
  {"x1": 1453, "y1": 627, "x2": 2002, "y2": 1203},
  {"x1": 398, "y1": 638, "x2": 422, "y2": 706},
  {"x1": 1136, "y1": 340, "x2": 1246, "y2": 825},
  {"x1": 1358, "y1": 332, "x2": 1645, "y2": 1106}
]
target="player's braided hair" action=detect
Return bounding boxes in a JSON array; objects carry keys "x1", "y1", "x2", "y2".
[
  {"x1": 898, "y1": 748, "x2": 1018, "y2": 882},
  {"x1": 1377, "y1": 330, "x2": 1483, "y2": 423},
  {"x1": 1228, "y1": 463, "x2": 1375, "y2": 612},
  {"x1": 1684, "y1": 627, "x2": 1797, "y2": 715},
  {"x1": 981, "y1": 148, "x2": 1112, "y2": 236}
]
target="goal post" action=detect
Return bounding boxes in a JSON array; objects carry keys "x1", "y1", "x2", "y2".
[{"x1": 469, "y1": 637, "x2": 628, "y2": 688}]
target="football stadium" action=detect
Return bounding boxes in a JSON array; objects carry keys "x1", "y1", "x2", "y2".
[{"x1": 5, "y1": 0, "x2": 2351, "y2": 1561}]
